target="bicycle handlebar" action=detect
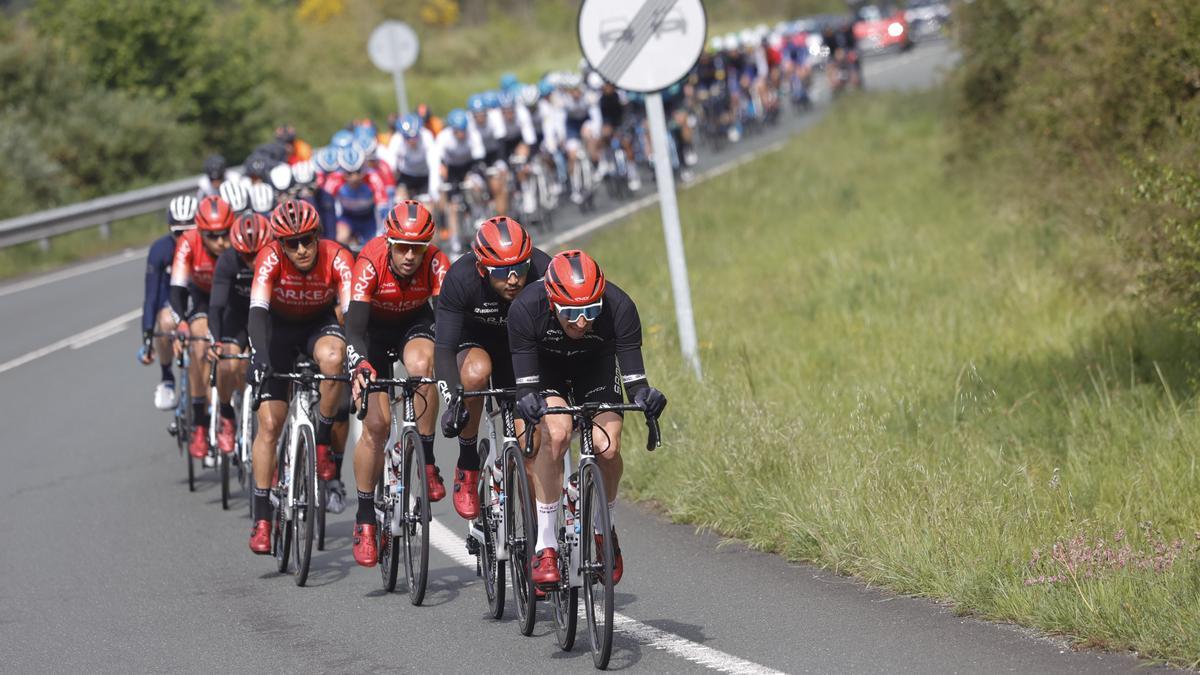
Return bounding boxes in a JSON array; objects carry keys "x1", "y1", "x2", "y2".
[
  {"x1": 520, "y1": 402, "x2": 662, "y2": 454},
  {"x1": 251, "y1": 369, "x2": 352, "y2": 412},
  {"x1": 354, "y1": 376, "x2": 436, "y2": 421}
]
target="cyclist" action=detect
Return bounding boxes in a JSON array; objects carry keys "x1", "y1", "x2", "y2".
[
  {"x1": 197, "y1": 155, "x2": 238, "y2": 198},
  {"x1": 169, "y1": 195, "x2": 235, "y2": 459},
  {"x1": 385, "y1": 114, "x2": 438, "y2": 202},
  {"x1": 313, "y1": 146, "x2": 342, "y2": 240},
  {"x1": 206, "y1": 212, "x2": 272, "y2": 456},
  {"x1": 507, "y1": 250, "x2": 667, "y2": 586},
  {"x1": 219, "y1": 180, "x2": 251, "y2": 215},
  {"x1": 276, "y1": 125, "x2": 313, "y2": 165},
  {"x1": 469, "y1": 92, "x2": 511, "y2": 218},
  {"x1": 140, "y1": 196, "x2": 198, "y2": 410},
  {"x1": 433, "y1": 108, "x2": 486, "y2": 254},
  {"x1": 345, "y1": 202, "x2": 449, "y2": 567},
  {"x1": 435, "y1": 217, "x2": 551, "y2": 520},
  {"x1": 561, "y1": 76, "x2": 601, "y2": 204},
  {"x1": 247, "y1": 200, "x2": 354, "y2": 554},
  {"x1": 326, "y1": 147, "x2": 389, "y2": 250},
  {"x1": 597, "y1": 81, "x2": 642, "y2": 192}
]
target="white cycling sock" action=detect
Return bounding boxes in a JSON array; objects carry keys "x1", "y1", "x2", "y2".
[
  {"x1": 535, "y1": 501, "x2": 558, "y2": 552},
  {"x1": 595, "y1": 498, "x2": 617, "y2": 535}
]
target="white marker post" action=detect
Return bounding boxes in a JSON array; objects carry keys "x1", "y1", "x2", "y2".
[
  {"x1": 578, "y1": 0, "x2": 707, "y2": 380},
  {"x1": 368, "y1": 21, "x2": 420, "y2": 116}
]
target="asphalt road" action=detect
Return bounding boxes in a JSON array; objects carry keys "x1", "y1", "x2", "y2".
[{"x1": 0, "y1": 42, "x2": 1165, "y2": 673}]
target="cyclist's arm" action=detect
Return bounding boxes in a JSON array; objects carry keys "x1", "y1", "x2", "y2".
[
  {"x1": 141, "y1": 237, "x2": 172, "y2": 334},
  {"x1": 422, "y1": 130, "x2": 440, "y2": 195},
  {"x1": 345, "y1": 254, "x2": 377, "y2": 370},
  {"x1": 433, "y1": 276, "x2": 469, "y2": 402},
  {"x1": 517, "y1": 105, "x2": 538, "y2": 147},
  {"x1": 608, "y1": 285, "x2": 649, "y2": 398},
  {"x1": 333, "y1": 246, "x2": 355, "y2": 316},
  {"x1": 248, "y1": 247, "x2": 277, "y2": 369},
  {"x1": 208, "y1": 250, "x2": 238, "y2": 343},
  {"x1": 168, "y1": 234, "x2": 194, "y2": 323},
  {"x1": 468, "y1": 127, "x2": 486, "y2": 161},
  {"x1": 506, "y1": 298, "x2": 541, "y2": 400}
]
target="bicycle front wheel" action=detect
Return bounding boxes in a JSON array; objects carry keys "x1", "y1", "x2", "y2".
[
  {"x1": 504, "y1": 443, "x2": 536, "y2": 636},
  {"x1": 377, "y1": 476, "x2": 400, "y2": 592},
  {"x1": 220, "y1": 451, "x2": 230, "y2": 510},
  {"x1": 580, "y1": 462, "x2": 614, "y2": 669},
  {"x1": 478, "y1": 441, "x2": 505, "y2": 619},
  {"x1": 273, "y1": 432, "x2": 292, "y2": 574},
  {"x1": 293, "y1": 425, "x2": 316, "y2": 587},
  {"x1": 553, "y1": 499, "x2": 579, "y2": 652},
  {"x1": 401, "y1": 429, "x2": 429, "y2": 605}
]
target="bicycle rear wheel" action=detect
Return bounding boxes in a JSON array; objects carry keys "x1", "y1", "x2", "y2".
[
  {"x1": 377, "y1": 477, "x2": 400, "y2": 592},
  {"x1": 316, "y1": 476, "x2": 327, "y2": 551},
  {"x1": 478, "y1": 443, "x2": 505, "y2": 619},
  {"x1": 580, "y1": 462, "x2": 614, "y2": 669},
  {"x1": 553, "y1": 498, "x2": 579, "y2": 651},
  {"x1": 220, "y1": 452, "x2": 230, "y2": 510},
  {"x1": 273, "y1": 433, "x2": 292, "y2": 574},
  {"x1": 504, "y1": 443, "x2": 536, "y2": 636},
  {"x1": 401, "y1": 429, "x2": 430, "y2": 605},
  {"x1": 293, "y1": 425, "x2": 316, "y2": 586}
]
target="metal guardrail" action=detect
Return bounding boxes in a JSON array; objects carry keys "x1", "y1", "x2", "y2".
[{"x1": 0, "y1": 174, "x2": 202, "y2": 249}]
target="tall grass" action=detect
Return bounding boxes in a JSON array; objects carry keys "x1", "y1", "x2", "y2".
[{"x1": 586, "y1": 91, "x2": 1200, "y2": 666}]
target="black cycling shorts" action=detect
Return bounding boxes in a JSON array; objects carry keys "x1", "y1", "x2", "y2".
[
  {"x1": 260, "y1": 312, "x2": 345, "y2": 402},
  {"x1": 456, "y1": 323, "x2": 515, "y2": 389},
  {"x1": 188, "y1": 289, "x2": 210, "y2": 322},
  {"x1": 538, "y1": 352, "x2": 624, "y2": 409},
  {"x1": 397, "y1": 171, "x2": 429, "y2": 196},
  {"x1": 220, "y1": 303, "x2": 250, "y2": 349},
  {"x1": 445, "y1": 162, "x2": 472, "y2": 188},
  {"x1": 366, "y1": 305, "x2": 436, "y2": 379}
]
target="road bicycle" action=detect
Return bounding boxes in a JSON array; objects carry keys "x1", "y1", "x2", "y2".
[
  {"x1": 524, "y1": 402, "x2": 661, "y2": 669},
  {"x1": 161, "y1": 332, "x2": 210, "y2": 493},
  {"x1": 460, "y1": 385, "x2": 537, "y2": 636},
  {"x1": 356, "y1": 372, "x2": 436, "y2": 604},
  {"x1": 204, "y1": 351, "x2": 252, "y2": 511},
  {"x1": 253, "y1": 359, "x2": 351, "y2": 587}
]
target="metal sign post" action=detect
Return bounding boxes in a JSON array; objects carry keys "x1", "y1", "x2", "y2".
[
  {"x1": 578, "y1": 0, "x2": 707, "y2": 379},
  {"x1": 368, "y1": 21, "x2": 420, "y2": 116}
]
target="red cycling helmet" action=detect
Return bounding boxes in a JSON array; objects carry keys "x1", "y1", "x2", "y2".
[
  {"x1": 385, "y1": 200, "x2": 436, "y2": 244},
  {"x1": 472, "y1": 216, "x2": 532, "y2": 267},
  {"x1": 545, "y1": 249, "x2": 606, "y2": 306},
  {"x1": 270, "y1": 199, "x2": 321, "y2": 239},
  {"x1": 230, "y1": 212, "x2": 272, "y2": 255},
  {"x1": 195, "y1": 195, "x2": 235, "y2": 232}
]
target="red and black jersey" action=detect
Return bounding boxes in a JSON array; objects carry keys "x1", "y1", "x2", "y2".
[
  {"x1": 249, "y1": 239, "x2": 353, "y2": 322},
  {"x1": 350, "y1": 236, "x2": 448, "y2": 323}
]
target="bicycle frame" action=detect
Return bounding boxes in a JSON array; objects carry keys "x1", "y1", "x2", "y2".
[
  {"x1": 462, "y1": 386, "x2": 519, "y2": 562},
  {"x1": 360, "y1": 376, "x2": 435, "y2": 537}
]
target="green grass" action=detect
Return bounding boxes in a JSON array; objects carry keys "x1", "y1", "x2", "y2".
[{"x1": 584, "y1": 90, "x2": 1200, "y2": 667}]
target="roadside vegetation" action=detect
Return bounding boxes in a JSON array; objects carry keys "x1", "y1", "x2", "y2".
[{"x1": 589, "y1": 91, "x2": 1200, "y2": 667}]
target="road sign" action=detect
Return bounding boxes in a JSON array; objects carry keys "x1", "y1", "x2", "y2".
[
  {"x1": 368, "y1": 21, "x2": 420, "y2": 115},
  {"x1": 578, "y1": 0, "x2": 707, "y2": 93},
  {"x1": 578, "y1": 0, "x2": 706, "y2": 379}
]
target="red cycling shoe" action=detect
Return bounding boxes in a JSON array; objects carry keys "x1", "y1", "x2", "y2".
[
  {"x1": 217, "y1": 417, "x2": 236, "y2": 454},
  {"x1": 189, "y1": 425, "x2": 209, "y2": 459},
  {"x1": 596, "y1": 530, "x2": 624, "y2": 585},
  {"x1": 426, "y1": 464, "x2": 446, "y2": 502},
  {"x1": 353, "y1": 523, "x2": 378, "y2": 567},
  {"x1": 453, "y1": 468, "x2": 480, "y2": 519},
  {"x1": 249, "y1": 520, "x2": 271, "y2": 554},
  {"x1": 532, "y1": 547, "x2": 561, "y2": 586},
  {"x1": 317, "y1": 444, "x2": 336, "y2": 481}
]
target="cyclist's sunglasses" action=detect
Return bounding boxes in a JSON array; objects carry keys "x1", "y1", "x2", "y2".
[
  {"x1": 203, "y1": 229, "x2": 230, "y2": 241},
  {"x1": 281, "y1": 233, "x2": 319, "y2": 251},
  {"x1": 388, "y1": 239, "x2": 428, "y2": 253},
  {"x1": 484, "y1": 260, "x2": 531, "y2": 280},
  {"x1": 554, "y1": 300, "x2": 603, "y2": 323}
]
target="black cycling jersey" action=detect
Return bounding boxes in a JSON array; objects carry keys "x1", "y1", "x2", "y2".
[
  {"x1": 506, "y1": 281, "x2": 648, "y2": 400},
  {"x1": 434, "y1": 248, "x2": 551, "y2": 400},
  {"x1": 208, "y1": 248, "x2": 253, "y2": 342}
]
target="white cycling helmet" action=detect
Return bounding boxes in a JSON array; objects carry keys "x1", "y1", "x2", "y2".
[
  {"x1": 269, "y1": 163, "x2": 293, "y2": 192},
  {"x1": 518, "y1": 84, "x2": 540, "y2": 108},
  {"x1": 249, "y1": 183, "x2": 276, "y2": 215},
  {"x1": 218, "y1": 180, "x2": 249, "y2": 212},
  {"x1": 168, "y1": 195, "x2": 198, "y2": 230},
  {"x1": 586, "y1": 71, "x2": 605, "y2": 91},
  {"x1": 291, "y1": 160, "x2": 316, "y2": 187}
]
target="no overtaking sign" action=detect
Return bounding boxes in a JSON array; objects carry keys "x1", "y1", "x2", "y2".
[{"x1": 578, "y1": 0, "x2": 707, "y2": 93}]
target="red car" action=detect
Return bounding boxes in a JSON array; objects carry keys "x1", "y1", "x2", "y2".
[{"x1": 853, "y1": 4, "x2": 913, "y2": 53}]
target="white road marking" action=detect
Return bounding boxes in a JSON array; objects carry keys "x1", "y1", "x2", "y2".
[
  {"x1": 0, "y1": 308, "x2": 140, "y2": 375},
  {"x1": 0, "y1": 248, "x2": 146, "y2": 298},
  {"x1": 428, "y1": 518, "x2": 785, "y2": 674}
]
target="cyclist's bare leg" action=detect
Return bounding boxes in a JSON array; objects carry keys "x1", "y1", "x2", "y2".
[
  {"x1": 527, "y1": 394, "x2": 571, "y2": 505},
  {"x1": 592, "y1": 410, "x2": 623, "y2": 501},
  {"x1": 456, "y1": 347, "x2": 493, "y2": 440},
  {"x1": 187, "y1": 316, "x2": 211, "y2": 406},
  {"x1": 489, "y1": 170, "x2": 509, "y2": 217},
  {"x1": 336, "y1": 222, "x2": 355, "y2": 248},
  {"x1": 404, "y1": 337, "x2": 438, "y2": 436},
  {"x1": 253, "y1": 400, "x2": 288, "y2": 490},
  {"x1": 353, "y1": 389, "x2": 391, "y2": 494},
  {"x1": 155, "y1": 308, "x2": 175, "y2": 368},
  {"x1": 314, "y1": 334, "x2": 346, "y2": 421}
]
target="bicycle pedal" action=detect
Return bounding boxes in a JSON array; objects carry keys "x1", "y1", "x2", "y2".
[{"x1": 465, "y1": 538, "x2": 480, "y2": 555}]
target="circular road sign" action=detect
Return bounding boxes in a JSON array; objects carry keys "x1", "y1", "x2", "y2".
[
  {"x1": 368, "y1": 21, "x2": 419, "y2": 73},
  {"x1": 578, "y1": 0, "x2": 707, "y2": 93}
]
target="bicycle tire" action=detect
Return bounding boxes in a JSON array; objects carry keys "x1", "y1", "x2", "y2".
[
  {"x1": 293, "y1": 425, "x2": 316, "y2": 587},
  {"x1": 504, "y1": 443, "x2": 536, "y2": 636},
  {"x1": 316, "y1": 476, "x2": 327, "y2": 552},
  {"x1": 477, "y1": 441, "x2": 505, "y2": 619},
  {"x1": 273, "y1": 432, "x2": 292, "y2": 574},
  {"x1": 580, "y1": 462, "x2": 614, "y2": 669},
  {"x1": 220, "y1": 452, "x2": 230, "y2": 510},
  {"x1": 401, "y1": 429, "x2": 430, "y2": 605},
  {"x1": 553, "y1": 498, "x2": 579, "y2": 652},
  {"x1": 377, "y1": 477, "x2": 400, "y2": 592}
]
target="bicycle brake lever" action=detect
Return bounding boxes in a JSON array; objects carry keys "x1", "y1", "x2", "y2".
[{"x1": 645, "y1": 415, "x2": 661, "y2": 451}]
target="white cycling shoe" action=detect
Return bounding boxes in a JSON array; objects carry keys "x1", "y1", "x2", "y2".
[
  {"x1": 154, "y1": 381, "x2": 177, "y2": 411},
  {"x1": 326, "y1": 479, "x2": 347, "y2": 514}
]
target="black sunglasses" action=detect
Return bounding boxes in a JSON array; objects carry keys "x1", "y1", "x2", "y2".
[
  {"x1": 281, "y1": 234, "x2": 318, "y2": 251},
  {"x1": 203, "y1": 229, "x2": 230, "y2": 241}
]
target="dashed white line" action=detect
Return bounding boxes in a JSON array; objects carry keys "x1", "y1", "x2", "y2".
[{"x1": 427, "y1": 518, "x2": 785, "y2": 674}]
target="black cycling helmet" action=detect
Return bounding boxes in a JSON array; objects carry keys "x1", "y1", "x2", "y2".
[
  {"x1": 203, "y1": 154, "x2": 227, "y2": 182},
  {"x1": 274, "y1": 125, "x2": 297, "y2": 144},
  {"x1": 245, "y1": 154, "x2": 273, "y2": 181}
]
